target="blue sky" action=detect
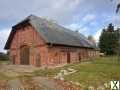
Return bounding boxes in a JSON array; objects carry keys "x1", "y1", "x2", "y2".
[{"x1": 0, "y1": 0, "x2": 120, "y2": 52}]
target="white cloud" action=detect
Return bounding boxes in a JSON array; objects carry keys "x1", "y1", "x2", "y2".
[
  {"x1": 94, "y1": 29, "x2": 102, "y2": 42},
  {"x1": 109, "y1": 15, "x2": 120, "y2": 25},
  {"x1": 0, "y1": 0, "x2": 116, "y2": 26},
  {"x1": 66, "y1": 23, "x2": 81, "y2": 30},
  {"x1": 0, "y1": 0, "x2": 83, "y2": 25},
  {"x1": 104, "y1": 15, "x2": 120, "y2": 26},
  {"x1": 66, "y1": 23, "x2": 93, "y2": 36},
  {"x1": 0, "y1": 28, "x2": 11, "y2": 52},
  {"x1": 79, "y1": 27, "x2": 89, "y2": 33},
  {"x1": 66, "y1": 23, "x2": 89, "y2": 33},
  {"x1": 90, "y1": 21, "x2": 98, "y2": 26},
  {"x1": 83, "y1": 14, "x2": 96, "y2": 22}
]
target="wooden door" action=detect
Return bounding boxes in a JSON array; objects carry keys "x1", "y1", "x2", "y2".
[
  {"x1": 20, "y1": 45, "x2": 30, "y2": 65},
  {"x1": 78, "y1": 52, "x2": 81, "y2": 62},
  {"x1": 67, "y1": 52, "x2": 70, "y2": 63},
  {"x1": 36, "y1": 49, "x2": 41, "y2": 66}
]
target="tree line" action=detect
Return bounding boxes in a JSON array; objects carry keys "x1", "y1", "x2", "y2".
[{"x1": 99, "y1": 23, "x2": 120, "y2": 55}]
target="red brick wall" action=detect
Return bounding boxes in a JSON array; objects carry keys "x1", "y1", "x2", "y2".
[
  {"x1": 46, "y1": 46, "x2": 98, "y2": 66},
  {"x1": 9, "y1": 25, "x2": 47, "y2": 66},
  {"x1": 47, "y1": 47, "x2": 68, "y2": 66},
  {"x1": 9, "y1": 24, "x2": 99, "y2": 67}
]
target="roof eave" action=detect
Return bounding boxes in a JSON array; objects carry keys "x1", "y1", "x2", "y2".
[
  {"x1": 47, "y1": 43, "x2": 94, "y2": 49},
  {"x1": 4, "y1": 29, "x2": 14, "y2": 50}
]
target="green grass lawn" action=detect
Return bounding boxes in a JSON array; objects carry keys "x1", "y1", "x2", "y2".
[
  {"x1": 0, "y1": 61, "x2": 9, "y2": 64},
  {"x1": 64, "y1": 56, "x2": 120, "y2": 88},
  {"x1": 33, "y1": 56, "x2": 120, "y2": 89}
]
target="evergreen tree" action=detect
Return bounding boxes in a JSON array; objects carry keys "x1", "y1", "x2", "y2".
[
  {"x1": 114, "y1": 28, "x2": 120, "y2": 55},
  {"x1": 99, "y1": 23, "x2": 120, "y2": 55}
]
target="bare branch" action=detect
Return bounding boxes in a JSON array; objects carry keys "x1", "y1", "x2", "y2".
[{"x1": 116, "y1": 3, "x2": 120, "y2": 13}]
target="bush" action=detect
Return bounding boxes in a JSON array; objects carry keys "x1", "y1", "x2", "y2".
[{"x1": 0, "y1": 52, "x2": 9, "y2": 61}]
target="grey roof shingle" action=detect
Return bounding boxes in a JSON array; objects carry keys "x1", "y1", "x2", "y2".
[{"x1": 5, "y1": 15, "x2": 97, "y2": 49}]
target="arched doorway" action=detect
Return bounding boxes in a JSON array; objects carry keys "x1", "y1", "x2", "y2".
[{"x1": 20, "y1": 45, "x2": 30, "y2": 65}]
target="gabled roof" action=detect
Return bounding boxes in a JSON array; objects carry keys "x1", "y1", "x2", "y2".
[{"x1": 4, "y1": 15, "x2": 97, "y2": 49}]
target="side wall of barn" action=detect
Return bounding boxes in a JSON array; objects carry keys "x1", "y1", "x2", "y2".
[{"x1": 47, "y1": 46, "x2": 99, "y2": 66}]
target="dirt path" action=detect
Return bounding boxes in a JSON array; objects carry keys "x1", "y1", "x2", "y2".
[
  {"x1": 8, "y1": 79, "x2": 21, "y2": 90},
  {"x1": 33, "y1": 77, "x2": 64, "y2": 90},
  {"x1": 6, "y1": 77, "x2": 64, "y2": 90},
  {"x1": 0, "y1": 65, "x2": 80, "y2": 90},
  {"x1": 0, "y1": 65, "x2": 64, "y2": 90}
]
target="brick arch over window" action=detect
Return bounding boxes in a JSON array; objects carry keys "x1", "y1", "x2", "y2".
[{"x1": 20, "y1": 45, "x2": 30, "y2": 65}]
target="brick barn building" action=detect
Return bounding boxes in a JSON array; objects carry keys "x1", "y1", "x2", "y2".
[{"x1": 4, "y1": 15, "x2": 99, "y2": 67}]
